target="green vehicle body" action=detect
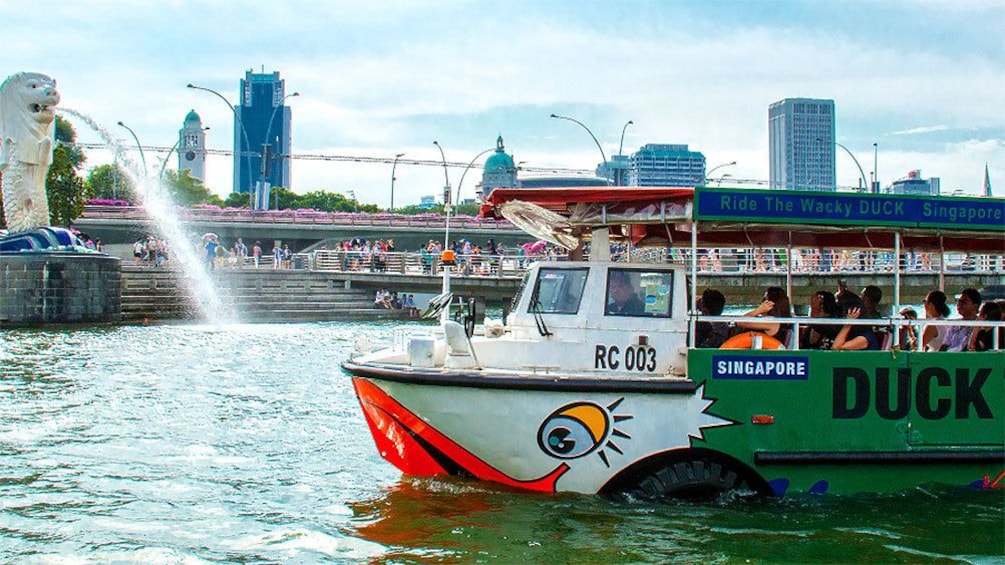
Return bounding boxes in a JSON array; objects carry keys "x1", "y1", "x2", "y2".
[{"x1": 688, "y1": 349, "x2": 1004, "y2": 495}]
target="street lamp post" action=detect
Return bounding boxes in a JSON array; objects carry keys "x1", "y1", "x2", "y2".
[
  {"x1": 432, "y1": 141, "x2": 451, "y2": 210},
  {"x1": 456, "y1": 148, "x2": 495, "y2": 206},
  {"x1": 390, "y1": 152, "x2": 405, "y2": 213},
  {"x1": 617, "y1": 120, "x2": 633, "y2": 186},
  {"x1": 116, "y1": 121, "x2": 147, "y2": 177},
  {"x1": 187, "y1": 83, "x2": 254, "y2": 206},
  {"x1": 704, "y1": 160, "x2": 737, "y2": 185},
  {"x1": 263, "y1": 92, "x2": 299, "y2": 210},
  {"x1": 159, "y1": 126, "x2": 209, "y2": 180},
  {"x1": 872, "y1": 142, "x2": 879, "y2": 193},
  {"x1": 834, "y1": 141, "x2": 869, "y2": 192},
  {"x1": 550, "y1": 113, "x2": 610, "y2": 185},
  {"x1": 432, "y1": 141, "x2": 453, "y2": 319}
]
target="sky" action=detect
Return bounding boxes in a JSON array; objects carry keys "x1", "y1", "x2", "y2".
[{"x1": 3, "y1": 0, "x2": 1003, "y2": 207}]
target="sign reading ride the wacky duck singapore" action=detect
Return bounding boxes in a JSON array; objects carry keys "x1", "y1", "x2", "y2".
[{"x1": 695, "y1": 187, "x2": 1005, "y2": 231}]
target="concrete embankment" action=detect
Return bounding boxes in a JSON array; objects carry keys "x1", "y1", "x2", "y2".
[{"x1": 120, "y1": 266, "x2": 410, "y2": 323}]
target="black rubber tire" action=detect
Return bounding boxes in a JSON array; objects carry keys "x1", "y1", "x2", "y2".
[{"x1": 635, "y1": 459, "x2": 751, "y2": 501}]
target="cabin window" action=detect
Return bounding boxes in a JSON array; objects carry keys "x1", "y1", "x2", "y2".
[
  {"x1": 527, "y1": 268, "x2": 589, "y2": 314},
  {"x1": 605, "y1": 269, "x2": 673, "y2": 318}
]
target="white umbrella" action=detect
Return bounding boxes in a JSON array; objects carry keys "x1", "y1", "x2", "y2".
[{"x1": 202, "y1": 232, "x2": 219, "y2": 241}]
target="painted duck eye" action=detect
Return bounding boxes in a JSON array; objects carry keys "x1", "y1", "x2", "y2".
[{"x1": 538, "y1": 403, "x2": 609, "y2": 459}]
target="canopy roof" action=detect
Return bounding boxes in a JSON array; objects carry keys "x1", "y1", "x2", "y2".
[{"x1": 481, "y1": 186, "x2": 1005, "y2": 253}]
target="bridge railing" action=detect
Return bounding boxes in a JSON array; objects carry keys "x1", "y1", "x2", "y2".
[
  {"x1": 287, "y1": 248, "x2": 1004, "y2": 278},
  {"x1": 307, "y1": 250, "x2": 560, "y2": 277}
]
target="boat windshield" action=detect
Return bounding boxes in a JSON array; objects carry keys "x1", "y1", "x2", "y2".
[{"x1": 528, "y1": 267, "x2": 589, "y2": 314}]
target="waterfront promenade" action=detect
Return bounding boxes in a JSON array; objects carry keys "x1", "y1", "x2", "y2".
[
  {"x1": 73, "y1": 205, "x2": 528, "y2": 251},
  {"x1": 122, "y1": 249, "x2": 1003, "y2": 322}
]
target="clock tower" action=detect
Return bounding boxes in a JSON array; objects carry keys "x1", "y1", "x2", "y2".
[{"x1": 178, "y1": 109, "x2": 207, "y2": 183}]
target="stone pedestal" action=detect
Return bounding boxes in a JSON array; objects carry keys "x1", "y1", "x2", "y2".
[{"x1": 0, "y1": 253, "x2": 121, "y2": 327}]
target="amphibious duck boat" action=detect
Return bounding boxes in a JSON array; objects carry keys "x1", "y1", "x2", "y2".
[{"x1": 343, "y1": 187, "x2": 1004, "y2": 498}]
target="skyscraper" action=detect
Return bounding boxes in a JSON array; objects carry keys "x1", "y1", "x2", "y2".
[
  {"x1": 626, "y1": 144, "x2": 706, "y2": 187},
  {"x1": 177, "y1": 110, "x2": 207, "y2": 183},
  {"x1": 768, "y1": 98, "x2": 836, "y2": 191},
  {"x1": 234, "y1": 70, "x2": 293, "y2": 206}
]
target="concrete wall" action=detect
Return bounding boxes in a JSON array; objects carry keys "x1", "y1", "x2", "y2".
[{"x1": 0, "y1": 253, "x2": 121, "y2": 327}]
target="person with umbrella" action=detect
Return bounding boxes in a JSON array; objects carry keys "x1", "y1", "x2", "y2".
[{"x1": 203, "y1": 233, "x2": 220, "y2": 271}]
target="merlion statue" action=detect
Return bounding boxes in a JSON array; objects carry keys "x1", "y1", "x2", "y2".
[{"x1": 0, "y1": 72, "x2": 60, "y2": 233}]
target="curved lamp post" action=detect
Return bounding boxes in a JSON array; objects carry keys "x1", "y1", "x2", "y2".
[
  {"x1": 116, "y1": 121, "x2": 147, "y2": 177},
  {"x1": 456, "y1": 148, "x2": 495, "y2": 206},
  {"x1": 187, "y1": 83, "x2": 254, "y2": 205},
  {"x1": 432, "y1": 141, "x2": 451, "y2": 209},
  {"x1": 432, "y1": 141, "x2": 454, "y2": 315},
  {"x1": 159, "y1": 126, "x2": 209, "y2": 180},
  {"x1": 390, "y1": 152, "x2": 405, "y2": 212},
  {"x1": 550, "y1": 113, "x2": 610, "y2": 185},
  {"x1": 834, "y1": 141, "x2": 869, "y2": 192},
  {"x1": 617, "y1": 120, "x2": 634, "y2": 186},
  {"x1": 704, "y1": 160, "x2": 737, "y2": 184}
]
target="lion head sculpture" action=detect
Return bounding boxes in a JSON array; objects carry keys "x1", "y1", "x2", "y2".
[
  {"x1": 0, "y1": 72, "x2": 60, "y2": 232},
  {"x1": 0, "y1": 72, "x2": 59, "y2": 160}
]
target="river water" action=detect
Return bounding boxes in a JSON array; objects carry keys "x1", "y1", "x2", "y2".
[{"x1": 1, "y1": 321, "x2": 1002, "y2": 563}]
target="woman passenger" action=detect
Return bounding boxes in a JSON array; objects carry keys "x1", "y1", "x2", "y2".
[
  {"x1": 967, "y1": 300, "x2": 1003, "y2": 352},
  {"x1": 801, "y1": 290, "x2": 841, "y2": 350},
  {"x1": 832, "y1": 295, "x2": 880, "y2": 350},
  {"x1": 738, "y1": 286, "x2": 793, "y2": 345},
  {"x1": 921, "y1": 290, "x2": 951, "y2": 351}
]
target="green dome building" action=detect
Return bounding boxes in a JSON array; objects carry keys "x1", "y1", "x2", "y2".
[{"x1": 481, "y1": 135, "x2": 518, "y2": 199}]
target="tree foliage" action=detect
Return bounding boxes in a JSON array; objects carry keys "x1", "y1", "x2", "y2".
[
  {"x1": 393, "y1": 203, "x2": 444, "y2": 215},
  {"x1": 162, "y1": 169, "x2": 224, "y2": 207},
  {"x1": 223, "y1": 192, "x2": 252, "y2": 208},
  {"x1": 86, "y1": 163, "x2": 135, "y2": 202},
  {"x1": 293, "y1": 190, "x2": 368, "y2": 212},
  {"x1": 46, "y1": 116, "x2": 89, "y2": 226}
]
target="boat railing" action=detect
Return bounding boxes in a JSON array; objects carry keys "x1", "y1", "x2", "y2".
[
  {"x1": 627, "y1": 247, "x2": 1004, "y2": 275},
  {"x1": 693, "y1": 314, "x2": 1004, "y2": 351},
  {"x1": 295, "y1": 248, "x2": 1005, "y2": 277}
]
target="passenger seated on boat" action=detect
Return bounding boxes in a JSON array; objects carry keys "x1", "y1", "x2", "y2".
[
  {"x1": 898, "y1": 307, "x2": 919, "y2": 351},
  {"x1": 605, "y1": 270, "x2": 645, "y2": 316},
  {"x1": 737, "y1": 286, "x2": 792, "y2": 345},
  {"x1": 832, "y1": 295, "x2": 880, "y2": 350},
  {"x1": 921, "y1": 290, "x2": 951, "y2": 351},
  {"x1": 801, "y1": 290, "x2": 841, "y2": 350},
  {"x1": 696, "y1": 289, "x2": 729, "y2": 348},
  {"x1": 860, "y1": 284, "x2": 890, "y2": 346},
  {"x1": 967, "y1": 300, "x2": 1003, "y2": 352},
  {"x1": 944, "y1": 288, "x2": 981, "y2": 351}
]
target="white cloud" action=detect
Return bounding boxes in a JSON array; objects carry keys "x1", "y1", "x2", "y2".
[{"x1": 891, "y1": 126, "x2": 953, "y2": 136}]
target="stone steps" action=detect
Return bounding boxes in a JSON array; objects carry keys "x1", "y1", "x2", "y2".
[{"x1": 119, "y1": 267, "x2": 403, "y2": 323}]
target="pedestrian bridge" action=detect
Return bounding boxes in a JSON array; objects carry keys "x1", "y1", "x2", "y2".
[{"x1": 73, "y1": 205, "x2": 529, "y2": 251}]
